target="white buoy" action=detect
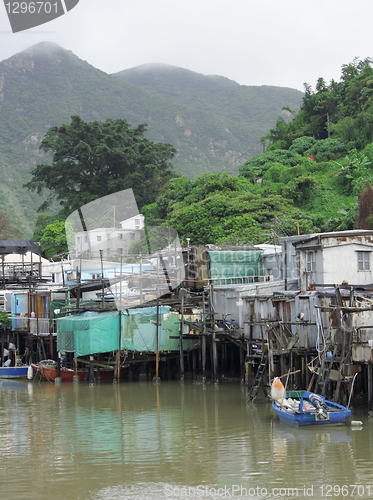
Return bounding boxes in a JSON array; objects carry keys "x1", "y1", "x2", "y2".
[
  {"x1": 271, "y1": 377, "x2": 285, "y2": 403},
  {"x1": 27, "y1": 365, "x2": 33, "y2": 380},
  {"x1": 351, "y1": 420, "x2": 363, "y2": 426}
]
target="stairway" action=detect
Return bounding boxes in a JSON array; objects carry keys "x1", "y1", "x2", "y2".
[
  {"x1": 247, "y1": 352, "x2": 269, "y2": 402},
  {"x1": 314, "y1": 343, "x2": 338, "y2": 396}
]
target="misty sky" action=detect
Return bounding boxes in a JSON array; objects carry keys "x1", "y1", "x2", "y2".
[{"x1": 0, "y1": 0, "x2": 372, "y2": 92}]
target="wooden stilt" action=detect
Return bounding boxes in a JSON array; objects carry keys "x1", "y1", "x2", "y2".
[
  {"x1": 73, "y1": 351, "x2": 80, "y2": 384},
  {"x1": 179, "y1": 293, "x2": 184, "y2": 381},
  {"x1": 202, "y1": 292, "x2": 206, "y2": 382},
  {"x1": 89, "y1": 355, "x2": 95, "y2": 384},
  {"x1": 155, "y1": 300, "x2": 160, "y2": 382},
  {"x1": 212, "y1": 336, "x2": 218, "y2": 383},
  {"x1": 240, "y1": 345, "x2": 245, "y2": 384},
  {"x1": 368, "y1": 363, "x2": 372, "y2": 414},
  {"x1": 211, "y1": 285, "x2": 218, "y2": 383}
]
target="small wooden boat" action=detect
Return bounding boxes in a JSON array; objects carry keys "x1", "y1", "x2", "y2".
[
  {"x1": 272, "y1": 389, "x2": 351, "y2": 426},
  {"x1": 0, "y1": 365, "x2": 34, "y2": 379},
  {"x1": 31, "y1": 361, "x2": 127, "y2": 382}
]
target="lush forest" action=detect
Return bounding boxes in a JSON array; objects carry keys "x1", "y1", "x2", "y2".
[
  {"x1": 32, "y1": 57, "x2": 373, "y2": 257},
  {"x1": 0, "y1": 42, "x2": 302, "y2": 238},
  {"x1": 138, "y1": 57, "x2": 373, "y2": 247}
]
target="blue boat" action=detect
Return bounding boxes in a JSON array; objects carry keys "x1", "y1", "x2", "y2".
[
  {"x1": 0, "y1": 365, "x2": 34, "y2": 379},
  {"x1": 272, "y1": 390, "x2": 351, "y2": 426}
]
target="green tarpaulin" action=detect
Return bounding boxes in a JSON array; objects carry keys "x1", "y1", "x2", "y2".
[
  {"x1": 57, "y1": 306, "x2": 185, "y2": 356},
  {"x1": 208, "y1": 250, "x2": 264, "y2": 285}
]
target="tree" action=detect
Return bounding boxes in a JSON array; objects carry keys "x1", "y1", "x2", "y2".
[
  {"x1": 24, "y1": 116, "x2": 177, "y2": 215},
  {"x1": 39, "y1": 220, "x2": 68, "y2": 260}
]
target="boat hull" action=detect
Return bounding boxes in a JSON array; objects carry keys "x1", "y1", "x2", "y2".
[
  {"x1": 272, "y1": 390, "x2": 351, "y2": 426},
  {"x1": 0, "y1": 365, "x2": 34, "y2": 379},
  {"x1": 32, "y1": 363, "x2": 127, "y2": 382}
]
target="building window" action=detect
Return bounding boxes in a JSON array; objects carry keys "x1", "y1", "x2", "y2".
[
  {"x1": 118, "y1": 248, "x2": 123, "y2": 256},
  {"x1": 130, "y1": 233, "x2": 136, "y2": 241},
  {"x1": 118, "y1": 233, "x2": 123, "y2": 240},
  {"x1": 358, "y1": 251, "x2": 370, "y2": 271},
  {"x1": 306, "y1": 251, "x2": 315, "y2": 272},
  {"x1": 97, "y1": 236, "x2": 101, "y2": 242},
  {"x1": 135, "y1": 218, "x2": 140, "y2": 229}
]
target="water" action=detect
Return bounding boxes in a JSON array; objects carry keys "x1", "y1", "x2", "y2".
[{"x1": 0, "y1": 379, "x2": 371, "y2": 500}]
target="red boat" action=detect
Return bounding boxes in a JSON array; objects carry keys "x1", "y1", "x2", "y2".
[{"x1": 31, "y1": 361, "x2": 127, "y2": 382}]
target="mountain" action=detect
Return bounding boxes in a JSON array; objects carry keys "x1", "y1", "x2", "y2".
[
  {"x1": 0, "y1": 42, "x2": 303, "y2": 236},
  {"x1": 112, "y1": 63, "x2": 303, "y2": 177}
]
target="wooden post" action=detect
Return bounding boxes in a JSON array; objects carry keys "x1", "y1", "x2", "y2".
[
  {"x1": 154, "y1": 298, "x2": 160, "y2": 382},
  {"x1": 76, "y1": 266, "x2": 80, "y2": 309},
  {"x1": 248, "y1": 315, "x2": 254, "y2": 387},
  {"x1": 212, "y1": 335, "x2": 218, "y2": 384},
  {"x1": 240, "y1": 344, "x2": 245, "y2": 384},
  {"x1": 73, "y1": 351, "x2": 79, "y2": 384},
  {"x1": 280, "y1": 353, "x2": 286, "y2": 377},
  {"x1": 368, "y1": 363, "x2": 373, "y2": 414},
  {"x1": 202, "y1": 291, "x2": 206, "y2": 382},
  {"x1": 179, "y1": 292, "x2": 184, "y2": 381},
  {"x1": 89, "y1": 355, "x2": 95, "y2": 385},
  {"x1": 114, "y1": 311, "x2": 121, "y2": 384},
  {"x1": 211, "y1": 285, "x2": 218, "y2": 383},
  {"x1": 55, "y1": 351, "x2": 62, "y2": 384},
  {"x1": 100, "y1": 250, "x2": 105, "y2": 308},
  {"x1": 49, "y1": 291, "x2": 53, "y2": 359}
]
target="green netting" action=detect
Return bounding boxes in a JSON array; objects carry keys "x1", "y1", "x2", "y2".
[
  {"x1": 208, "y1": 250, "x2": 264, "y2": 285},
  {"x1": 57, "y1": 306, "x2": 187, "y2": 355}
]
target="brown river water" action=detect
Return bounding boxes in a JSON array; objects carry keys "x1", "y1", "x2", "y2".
[{"x1": 0, "y1": 379, "x2": 372, "y2": 500}]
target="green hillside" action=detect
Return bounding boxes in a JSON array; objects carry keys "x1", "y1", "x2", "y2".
[
  {"x1": 0, "y1": 42, "x2": 303, "y2": 237},
  {"x1": 144, "y1": 58, "x2": 373, "y2": 246}
]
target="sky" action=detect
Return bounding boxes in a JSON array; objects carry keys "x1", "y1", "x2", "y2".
[{"x1": 0, "y1": 0, "x2": 372, "y2": 92}]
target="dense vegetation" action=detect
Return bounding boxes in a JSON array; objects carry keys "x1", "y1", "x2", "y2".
[
  {"x1": 142, "y1": 58, "x2": 373, "y2": 246},
  {"x1": 0, "y1": 42, "x2": 302, "y2": 237},
  {"x1": 25, "y1": 116, "x2": 176, "y2": 214},
  {"x1": 30, "y1": 55, "x2": 373, "y2": 257}
]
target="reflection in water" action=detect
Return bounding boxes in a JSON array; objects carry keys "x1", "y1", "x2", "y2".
[{"x1": 0, "y1": 380, "x2": 370, "y2": 500}]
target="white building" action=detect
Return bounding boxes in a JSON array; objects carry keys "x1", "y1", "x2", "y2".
[
  {"x1": 287, "y1": 230, "x2": 373, "y2": 291},
  {"x1": 73, "y1": 214, "x2": 145, "y2": 259}
]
